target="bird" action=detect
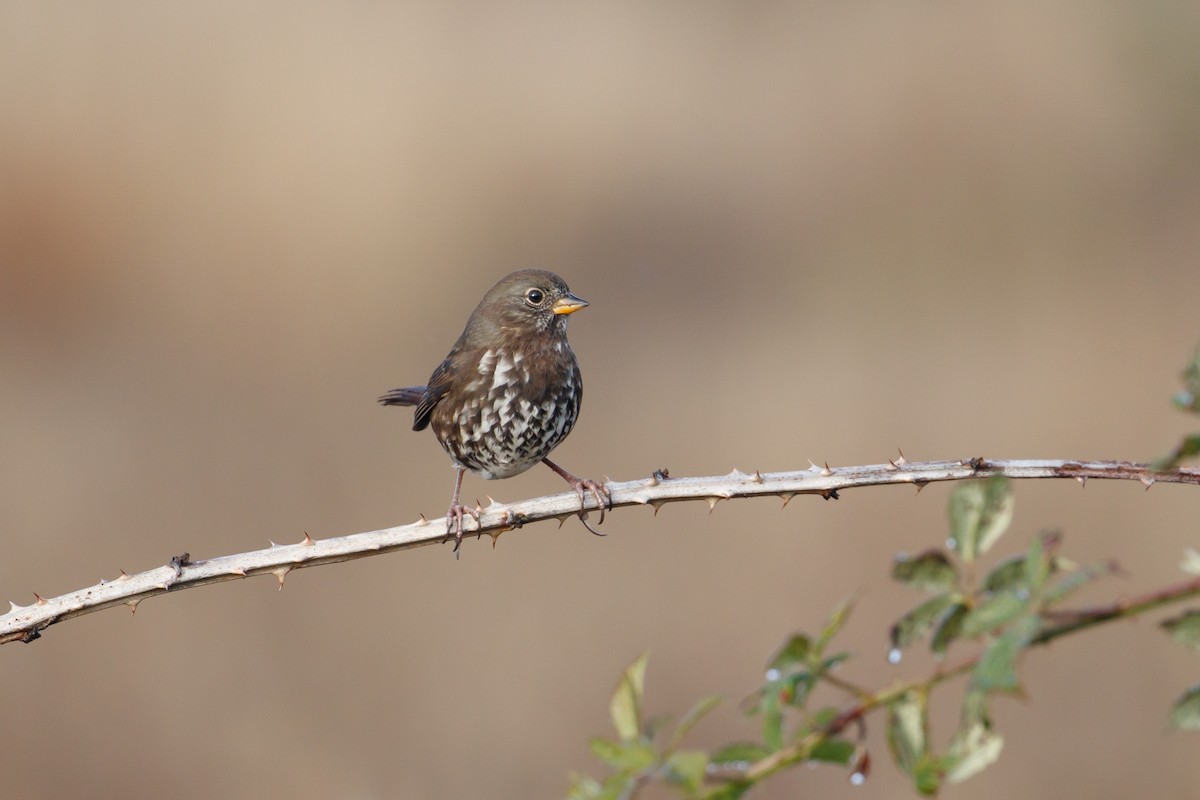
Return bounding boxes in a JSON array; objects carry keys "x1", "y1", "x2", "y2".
[{"x1": 379, "y1": 269, "x2": 610, "y2": 555}]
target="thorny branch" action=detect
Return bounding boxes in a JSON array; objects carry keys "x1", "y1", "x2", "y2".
[{"x1": 1, "y1": 458, "x2": 1196, "y2": 646}]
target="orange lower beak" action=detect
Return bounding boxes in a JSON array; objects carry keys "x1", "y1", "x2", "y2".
[{"x1": 552, "y1": 292, "x2": 589, "y2": 315}]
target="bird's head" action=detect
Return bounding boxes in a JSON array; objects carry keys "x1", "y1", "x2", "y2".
[{"x1": 475, "y1": 269, "x2": 588, "y2": 336}]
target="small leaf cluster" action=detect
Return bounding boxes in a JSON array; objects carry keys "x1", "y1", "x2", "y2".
[
  {"x1": 886, "y1": 477, "x2": 1113, "y2": 794},
  {"x1": 730, "y1": 600, "x2": 862, "y2": 776},
  {"x1": 569, "y1": 604, "x2": 865, "y2": 800},
  {"x1": 568, "y1": 653, "x2": 723, "y2": 800},
  {"x1": 571, "y1": 467, "x2": 1200, "y2": 799}
]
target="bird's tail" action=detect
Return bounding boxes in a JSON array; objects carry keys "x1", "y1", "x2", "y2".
[{"x1": 378, "y1": 386, "x2": 426, "y2": 406}]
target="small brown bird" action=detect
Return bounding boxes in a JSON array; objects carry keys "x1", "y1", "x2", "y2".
[{"x1": 379, "y1": 269, "x2": 610, "y2": 555}]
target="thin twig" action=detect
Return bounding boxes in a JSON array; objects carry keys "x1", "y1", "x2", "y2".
[{"x1": 1, "y1": 458, "x2": 1196, "y2": 645}]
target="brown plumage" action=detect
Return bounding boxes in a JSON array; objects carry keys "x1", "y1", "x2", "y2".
[{"x1": 379, "y1": 269, "x2": 609, "y2": 555}]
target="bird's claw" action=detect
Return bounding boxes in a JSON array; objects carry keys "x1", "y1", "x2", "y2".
[
  {"x1": 569, "y1": 478, "x2": 612, "y2": 535},
  {"x1": 444, "y1": 503, "x2": 481, "y2": 559}
]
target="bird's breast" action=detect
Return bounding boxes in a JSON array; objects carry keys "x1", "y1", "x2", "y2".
[{"x1": 431, "y1": 344, "x2": 581, "y2": 478}]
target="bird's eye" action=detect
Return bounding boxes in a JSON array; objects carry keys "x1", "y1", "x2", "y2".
[{"x1": 525, "y1": 288, "x2": 545, "y2": 306}]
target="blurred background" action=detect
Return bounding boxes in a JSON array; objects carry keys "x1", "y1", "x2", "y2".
[{"x1": 2, "y1": 2, "x2": 1199, "y2": 798}]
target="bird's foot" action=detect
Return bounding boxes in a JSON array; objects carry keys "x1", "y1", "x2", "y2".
[
  {"x1": 568, "y1": 477, "x2": 612, "y2": 535},
  {"x1": 444, "y1": 503, "x2": 481, "y2": 558},
  {"x1": 541, "y1": 458, "x2": 613, "y2": 537}
]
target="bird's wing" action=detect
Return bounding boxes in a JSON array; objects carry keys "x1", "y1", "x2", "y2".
[{"x1": 412, "y1": 358, "x2": 454, "y2": 431}]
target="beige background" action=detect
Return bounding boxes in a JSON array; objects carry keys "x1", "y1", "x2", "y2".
[{"x1": 3, "y1": 3, "x2": 1200, "y2": 798}]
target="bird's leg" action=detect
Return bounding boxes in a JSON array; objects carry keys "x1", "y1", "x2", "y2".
[
  {"x1": 444, "y1": 467, "x2": 479, "y2": 558},
  {"x1": 542, "y1": 457, "x2": 612, "y2": 533}
]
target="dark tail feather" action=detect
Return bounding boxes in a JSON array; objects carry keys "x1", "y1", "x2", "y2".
[{"x1": 378, "y1": 386, "x2": 426, "y2": 406}]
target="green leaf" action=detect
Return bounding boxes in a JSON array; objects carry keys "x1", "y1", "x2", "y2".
[
  {"x1": 1162, "y1": 610, "x2": 1200, "y2": 652},
  {"x1": 886, "y1": 690, "x2": 928, "y2": 775},
  {"x1": 814, "y1": 599, "x2": 854, "y2": 656},
  {"x1": 611, "y1": 653, "x2": 649, "y2": 742},
  {"x1": 762, "y1": 690, "x2": 784, "y2": 751},
  {"x1": 1023, "y1": 531, "x2": 1060, "y2": 592},
  {"x1": 566, "y1": 773, "x2": 604, "y2": 800},
  {"x1": 982, "y1": 555, "x2": 1027, "y2": 593},
  {"x1": 665, "y1": 750, "x2": 709, "y2": 793},
  {"x1": 778, "y1": 671, "x2": 818, "y2": 708},
  {"x1": 931, "y1": 602, "x2": 969, "y2": 657},
  {"x1": 809, "y1": 738, "x2": 856, "y2": 766},
  {"x1": 589, "y1": 737, "x2": 656, "y2": 772},
  {"x1": 588, "y1": 737, "x2": 621, "y2": 767},
  {"x1": 891, "y1": 593, "x2": 956, "y2": 650},
  {"x1": 768, "y1": 634, "x2": 810, "y2": 674},
  {"x1": 960, "y1": 592, "x2": 1028, "y2": 638},
  {"x1": 709, "y1": 742, "x2": 770, "y2": 765},
  {"x1": 949, "y1": 477, "x2": 1014, "y2": 562},
  {"x1": 976, "y1": 477, "x2": 1015, "y2": 556},
  {"x1": 972, "y1": 616, "x2": 1040, "y2": 693},
  {"x1": 945, "y1": 723, "x2": 1004, "y2": 784},
  {"x1": 892, "y1": 550, "x2": 959, "y2": 592},
  {"x1": 668, "y1": 695, "x2": 723, "y2": 752},
  {"x1": 1169, "y1": 684, "x2": 1200, "y2": 730},
  {"x1": 911, "y1": 753, "x2": 944, "y2": 796},
  {"x1": 949, "y1": 481, "x2": 985, "y2": 560}
]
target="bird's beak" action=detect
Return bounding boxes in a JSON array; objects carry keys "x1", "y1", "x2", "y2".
[{"x1": 552, "y1": 292, "x2": 589, "y2": 315}]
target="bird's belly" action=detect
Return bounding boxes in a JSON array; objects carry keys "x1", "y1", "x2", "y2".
[{"x1": 434, "y1": 383, "x2": 579, "y2": 480}]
